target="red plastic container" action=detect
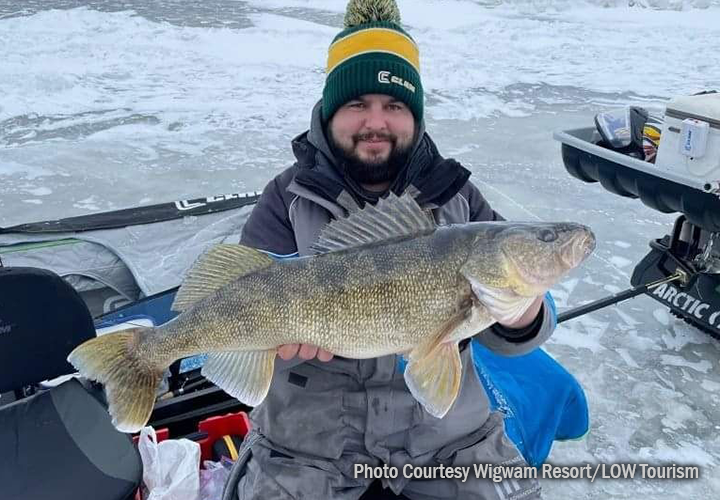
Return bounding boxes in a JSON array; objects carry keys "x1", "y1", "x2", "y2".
[{"x1": 196, "y1": 411, "x2": 251, "y2": 462}]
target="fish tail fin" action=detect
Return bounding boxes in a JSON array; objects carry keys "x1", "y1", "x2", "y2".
[{"x1": 67, "y1": 327, "x2": 163, "y2": 433}]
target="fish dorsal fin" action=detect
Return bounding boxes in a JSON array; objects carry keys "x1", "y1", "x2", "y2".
[
  {"x1": 309, "y1": 192, "x2": 436, "y2": 254},
  {"x1": 171, "y1": 244, "x2": 273, "y2": 312}
]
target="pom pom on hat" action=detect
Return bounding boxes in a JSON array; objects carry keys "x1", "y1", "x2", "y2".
[{"x1": 344, "y1": 0, "x2": 401, "y2": 27}]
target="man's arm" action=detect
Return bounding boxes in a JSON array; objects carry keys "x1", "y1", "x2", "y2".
[
  {"x1": 463, "y1": 181, "x2": 557, "y2": 355},
  {"x1": 240, "y1": 169, "x2": 298, "y2": 256}
]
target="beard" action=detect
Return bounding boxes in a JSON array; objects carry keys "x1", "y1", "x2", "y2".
[{"x1": 330, "y1": 131, "x2": 413, "y2": 185}]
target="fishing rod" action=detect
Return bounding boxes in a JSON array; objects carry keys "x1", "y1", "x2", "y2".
[{"x1": 557, "y1": 272, "x2": 684, "y2": 324}]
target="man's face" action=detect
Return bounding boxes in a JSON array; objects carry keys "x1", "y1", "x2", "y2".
[{"x1": 328, "y1": 94, "x2": 415, "y2": 186}]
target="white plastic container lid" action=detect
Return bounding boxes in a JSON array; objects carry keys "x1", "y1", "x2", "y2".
[{"x1": 666, "y1": 93, "x2": 720, "y2": 125}]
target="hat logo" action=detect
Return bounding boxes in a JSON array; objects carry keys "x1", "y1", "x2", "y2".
[{"x1": 378, "y1": 70, "x2": 416, "y2": 93}]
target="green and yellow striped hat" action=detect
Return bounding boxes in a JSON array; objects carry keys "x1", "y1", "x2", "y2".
[{"x1": 322, "y1": 0, "x2": 423, "y2": 122}]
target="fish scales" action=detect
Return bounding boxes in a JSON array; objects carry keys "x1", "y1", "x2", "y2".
[{"x1": 148, "y1": 225, "x2": 478, "y2": 362}]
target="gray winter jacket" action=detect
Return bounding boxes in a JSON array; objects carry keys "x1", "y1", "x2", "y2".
[{"x1": 236, "y1": 102, "x2": 555, "y2": 492}]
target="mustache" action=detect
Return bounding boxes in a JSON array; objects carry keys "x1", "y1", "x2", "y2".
[{"x1": 352, "y1": 132, "x2": 397, "y2": 143}]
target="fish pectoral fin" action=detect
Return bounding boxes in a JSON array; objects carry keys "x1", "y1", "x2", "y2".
[
  {"x1": 408, "y1": 304, "x2": 470, "y2": 362},
  {"x1": 404, "y1": 311, "x2": 468, "y2": 418},
  {"x1": 172, "y1": 244, "x2": 274, "y2": 312},
  {"x1": 404, "y1": 341, "x2": 462, "y2": 419},
  {"x1": 202, "y1": 349, "x2": 276, "y2": 406},
  {"x1": 469, "y1": 281, "x2": 537, "y2": 325}
]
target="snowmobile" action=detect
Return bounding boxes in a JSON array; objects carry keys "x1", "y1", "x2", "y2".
[{"x1": 554, "y1": 91, "x2": 720, "y2": 339}]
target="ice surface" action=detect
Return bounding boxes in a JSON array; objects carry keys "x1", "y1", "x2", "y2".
[{"x1": 1, "y1": 1, "x2": 720, "y2": 498}]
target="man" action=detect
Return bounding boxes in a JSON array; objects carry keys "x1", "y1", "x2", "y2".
[{"x1": 235, "y1": 1, "x2": 553, "y2": 498}]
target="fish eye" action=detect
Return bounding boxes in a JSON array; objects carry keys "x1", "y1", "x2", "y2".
[{"x1": 537, "y1": 229, "x2": 558, "y2": 242}]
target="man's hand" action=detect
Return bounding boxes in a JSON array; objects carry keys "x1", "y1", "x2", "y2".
[
  {"x1": 277, "y1": 344, "x2": 334, "y2": 362},
  {"x1": 496, "y1": 296, "x2": 544, "y2": 330}
]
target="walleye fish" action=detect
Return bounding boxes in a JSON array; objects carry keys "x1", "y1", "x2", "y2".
[{"x1": 68, "y1": 193, "x2": 595, "y2": 432}]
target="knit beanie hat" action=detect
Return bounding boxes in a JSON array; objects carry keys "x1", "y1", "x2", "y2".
[{"x1": 322, "y1": 0, "x2": 424, "y2": 123}]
